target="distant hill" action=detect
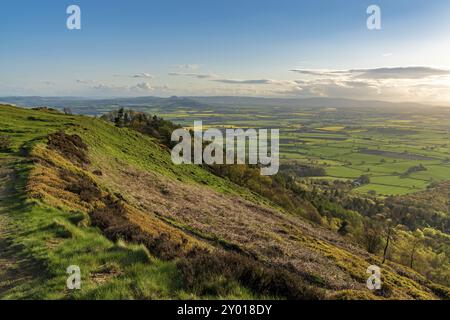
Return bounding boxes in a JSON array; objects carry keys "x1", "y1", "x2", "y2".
[
  {"x1": 0, "y1": 96, "x2": 210, "y2": 115},
  {"x1": 0, "y1": 96, "x2": 445, "y2": 116}
]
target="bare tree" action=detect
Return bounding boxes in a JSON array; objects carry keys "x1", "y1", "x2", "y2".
[
  {"x1": 381, "y1": 219, "x2": 398, "y2": 265},
  {"x1": 382, "y1": 226, "x2": 393, "y2": 264},
  {"x1": 409, "y1": 230, "x2": 424, "y2": 269}
]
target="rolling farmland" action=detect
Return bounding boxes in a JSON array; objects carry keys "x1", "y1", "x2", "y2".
[{"x1": 142, "y1": 103, "x2": 450, "y2": 196}]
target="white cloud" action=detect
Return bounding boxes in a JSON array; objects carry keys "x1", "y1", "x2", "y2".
[
  {"x1": 171, "y1": 64, "x2": 201, "y2": 70},
  {"x1": 132, "y1": 73, "x2": 153, "y2": 79},
  {"x1": 88, "y1": 82, "x2": 154, "y2": 94},
  {"x1": 132, "y1": 82, "x2": 153, "y2": 91},
  {"x1": 280, "y1": 66, "x2": 450, "y2": 101},
  {"x1": 76, "y1": 79, "x2": 95, "y2": 84},
  {"x1": 111, "y1": 73, "x2": 154, "y2": 79},
  {"x1": 71, "y1": 66, "x2": 450, "y2": 102},
  {"x1": 290, "y1": 69, "x2": 345, "y2": 77},
  {"x1": 169, "y1": 72, "x2": 218, "y2": 79},
  {"x1": 91, "y1": 83, "x2": 128, "y2": 91},
  {"x1": 291, "y1": 67, "x2": 450, "y2": 80},
  {"x1": 212, "y1": 78, "x2": 299, "y2": 86},
  {"x1": 75, "y1": 77, "x2": 170, "y2": 96},
  {"x1": 213, "y1": 79, "x2": 273, "y2": 84},
  {"x1": 352, "y1": 67, "x2": 450, "y2": 79}
]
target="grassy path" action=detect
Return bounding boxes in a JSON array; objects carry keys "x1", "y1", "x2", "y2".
[{"x1": 0, "y1": 158, "x2": 37, "y2": 298}]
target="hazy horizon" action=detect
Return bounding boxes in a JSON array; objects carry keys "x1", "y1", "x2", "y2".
[{"x1": 1, "y1": 95, "x2": 450, "y2": 108}]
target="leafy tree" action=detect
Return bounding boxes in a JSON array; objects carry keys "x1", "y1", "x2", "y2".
[
  {"x1": 115, "y1": 108, "x2": 125, "y2": 127},
  {"x1": 338, "y1": 220, "x2": 350, "y2": 236},
  {"x1": 362, "y1": 220, "x2": 383, "y2": 254},
  {"x1": 357, "y1": 175, "x2": 370, "y2": 185}
]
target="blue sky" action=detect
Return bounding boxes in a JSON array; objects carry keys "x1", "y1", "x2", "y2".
[{"x1": 1, "y1": 0, "x2": 450, "y2": 102}]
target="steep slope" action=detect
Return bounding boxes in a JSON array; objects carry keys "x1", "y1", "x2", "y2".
[{"x1": 0, "y1": 104, "x2": 448, "y2": 300}]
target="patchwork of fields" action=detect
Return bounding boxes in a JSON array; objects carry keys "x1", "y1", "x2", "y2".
[{"x1": 142, "y1": 104, "x2": 450, "y2": 196}]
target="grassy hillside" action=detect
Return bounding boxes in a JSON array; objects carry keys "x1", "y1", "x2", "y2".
[{"x1": 0, "y1": 104, "x2": 448, "y2": 300}]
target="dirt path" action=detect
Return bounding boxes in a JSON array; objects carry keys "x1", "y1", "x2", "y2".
[{"x1": 0, "y1": 159, "x2": 35, "y2": 298}]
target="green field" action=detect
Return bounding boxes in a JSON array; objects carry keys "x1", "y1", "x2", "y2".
[{"x1": 138, "y1": 104, "x2": 450, "y2": 196}]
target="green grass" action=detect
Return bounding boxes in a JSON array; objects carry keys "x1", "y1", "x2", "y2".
[
  {"x1": 0, "y1": 152, "x2": 188, "y2": 299},
  {"x1": 0, "y1": 104, "x2": 264, "y2": 299},
  {"x1": 410, "y1": 165, "x2": 450, "y2": 181},
  {"x1": 67, "y1": 115, "x2": 268, "y2": 204},
  {"x1": 355, "y1": 184, "x2": 420, "y2": 196},
  {"x1": 326, "y1": 166, "x2": 364, "y2": 178},
  {"x1": 369, "y1": 176, "x2": 428, "y2": 188}
]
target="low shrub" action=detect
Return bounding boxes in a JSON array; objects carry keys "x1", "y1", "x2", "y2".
[
  {"x1": 47, "y1": 131, "x2": 90, "y2": 166},
  {"x1": 90, "y1": 196, "x2": 190, "y2": 260},
  {"x1": 60, "y1": 169, "x2": 102, "y2": 202},
  {"x1": 177, "y1": 250, "x2": 325, "y2": 300}
]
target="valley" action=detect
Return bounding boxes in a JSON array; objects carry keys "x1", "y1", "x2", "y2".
[
  {"x1": 0, "y1": 102, "x2": 449, "y2": 300},
  {"x1": 139, "y1": 101, "x2": 450, "y2": 196}
]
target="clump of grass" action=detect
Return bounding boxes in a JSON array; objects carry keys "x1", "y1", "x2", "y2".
[
  {"x1": 177, "y1": 250, "x2": 325, "y2": 300},
  {"x1": 428, "y1": 283, "x2": 450, "y2": 300},
  {"x1": 0, "y1": 135, "x2": 12, "y2": 151},
  {"x1": 90, "y1": 195, "x2": 194, "y2": 260},
  {"x1": 47, "y1": 218, "x2": 74, "y2": 239}
]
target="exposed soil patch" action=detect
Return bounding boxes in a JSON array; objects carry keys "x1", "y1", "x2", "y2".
[{"x1": 90, "y1": 264, "x2": 124, "y2": 285}]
